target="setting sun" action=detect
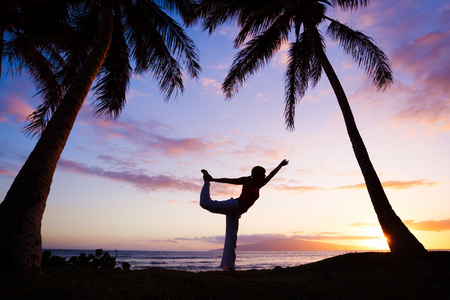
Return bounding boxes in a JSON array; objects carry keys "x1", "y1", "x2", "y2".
[
  {"x1": 362, "y1": 227, "x2": 389, "y2": 250},
  {"x1": 366, "y1": 237, "x2": 389, "y2": 250}
]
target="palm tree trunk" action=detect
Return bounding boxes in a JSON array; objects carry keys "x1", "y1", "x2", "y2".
[
  {"x1": 304, "y1": 20, "x2": 426, "y2": 253},
  {"x1": 0, "y1": 4, "x2": 114, "y2": 275}
]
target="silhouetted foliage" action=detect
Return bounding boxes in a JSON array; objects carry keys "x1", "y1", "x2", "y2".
[
  {"x1": 42, "y1": 249, "x2": 130, "y2": 270},
  {"x1": 42, "y1": 250, "x2": 68, "y2": 268},
  {"x1": 122, "y1": 262, "x2": 131, "y2": 271}
]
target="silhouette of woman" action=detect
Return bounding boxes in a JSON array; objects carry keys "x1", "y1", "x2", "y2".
[{"x1": 200, "y1": 159, "x2": 289, "y2": 276}]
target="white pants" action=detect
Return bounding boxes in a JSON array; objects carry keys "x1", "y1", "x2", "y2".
[{"x1": 200, "y1": 182, "x2": 241, "y2": 269}]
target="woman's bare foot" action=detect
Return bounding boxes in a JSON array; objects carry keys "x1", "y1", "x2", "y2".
[{"x1": 201, "y1": 169, "x2": 213, "y2": 182}]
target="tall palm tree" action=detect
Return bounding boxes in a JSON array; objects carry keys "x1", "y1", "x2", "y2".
[
  {"x1": 192, "y1": 0, "x2": 426, "y2": 253},
  {"x1": 0, "y1": 0, "x2": 201, "y2": 275}
]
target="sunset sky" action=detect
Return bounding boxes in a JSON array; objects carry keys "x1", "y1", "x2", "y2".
[{"x1": 1, "y1": 0, "x2": 449, "y2": 252}]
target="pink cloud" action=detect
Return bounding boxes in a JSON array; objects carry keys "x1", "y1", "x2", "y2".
[
  {"x1": 329, "y1": 2, "x2": 449, "y2": 131},
  {"x1": 200, "y1": 77, "x2": 222, "y2": 94},
  {"x1": 358, "y1": 12, "x2": 375, "y2": 28},
  {"x1": 275, "y1": 185, "x2": 324, "y2": 193},
  {"x1": 0, "y1": 168, "x2": 14, "y2": 176},
  {"x1": 403, "y1": 218, "x2": 450, "y2": 232},
  {"x1": 73, "y1": 109, "x2": 222, "y2": 157},
  {"x1": 337, "y1": 179, "x2": 438, "y2": 190},
  {"x1": 57, "y1": 158, "x2": 200, "y2": 193},
  {"x1": 388, "y1": 29, "x2": 450, "y2": 126},
  {"x1": 0, "y1": 93, "x2": 35, "y2": 123},
  {"x1": 392, "y1": 31, "x2": 450, "y2": 78},
  {"x1": 349, "y1": 31, "x2": 449, "y2": 129},
  {"x1": 156, "y1": 136, "x2": 211, "y2": 156},
  {"x1": 0, "y1": 153, "x2": 17, "y2": 177},
  {"x1": 275, "y1": 179, "x2": 438, "y2": 193}
]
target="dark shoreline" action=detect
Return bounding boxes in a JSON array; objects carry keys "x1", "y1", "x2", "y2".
[{"x1": 2, "y1": 251, "x2": 449, "y2": 299}]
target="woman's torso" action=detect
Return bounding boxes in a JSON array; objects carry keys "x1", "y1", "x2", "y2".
[{"x1": 237, "y1": 179, "x2": 261, "y2": 213}]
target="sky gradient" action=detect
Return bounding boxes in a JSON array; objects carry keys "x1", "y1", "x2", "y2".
[{"x1": 1, "y1": 0, "x2": 449, "y2": 251}]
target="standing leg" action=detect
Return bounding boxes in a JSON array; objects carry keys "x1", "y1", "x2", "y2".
[{"x1": 221, "y1": 214, "x2": 240, "y2": 271}]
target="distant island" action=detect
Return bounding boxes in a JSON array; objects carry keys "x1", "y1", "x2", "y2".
[{"x1": 212, "y1": 239, "x2": 374, "y2": 251}]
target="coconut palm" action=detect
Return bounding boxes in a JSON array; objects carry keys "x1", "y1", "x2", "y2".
[
  {"x1": 192, "y1": 0, "x2": 426, "y2": 253},
  {"x1": 1, "y1": 0, "x2": 71, "y2": 107},
  {"x1": 0, "y1": 0, "x2": 200, "y2": 275}
]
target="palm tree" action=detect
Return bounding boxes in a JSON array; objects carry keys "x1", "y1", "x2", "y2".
[
  {"x1": 0, "y1": 0, "x2": 200, "y2": 275},
  {"x1": 192, "y1": 0, "x2": 426, "y2": 253}
]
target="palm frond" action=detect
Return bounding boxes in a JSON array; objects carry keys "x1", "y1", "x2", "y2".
[
  {"x1": 234, "y1": 3, "x2": 287, "y2": 47},
  {"x1": 157, "y1": 0, "x2": 198, "y2": 23},
  {"x1": 124, "y1": 0, "x2": 201, "y2": 81},
  {"x1": 193, "y1": 0, "x2": 243, "y2": 33},
  {"x1": 57, "y1": 6, "x2": 99, "y2": 92},
  {"x1": 124, "y1": 2, "x2": 184, "y2": 100},
  {"x1": 330, "y1": 0, "x2": 369, "y2": 10},
  {"x1": 326, "y1": 20, "x2": 393, "y2": 89},
  {"x1": 223, "y1": 17, "x2": 290, "y2": 98},
  {"x1": 284, "y1": 32, "x2": 323, "y2": 131},
  {"x1": 195, "y1": 0, "x2": 274, "y2": 34},
  {"x1": 284, "y1": 41, "x2": 305, "y2": 131},
  {"x1": 92, "y1": 14, "x2": 131, "y2": 120},
  {"x1": 4, "y1": 32, "x2": 63, "y2": 135},
  {"x1": 302, "y1": 29, "x2": 324, "y2": 89},
  {"x1": 22, "y1": 101, "x2": 56, "y2": 137}
]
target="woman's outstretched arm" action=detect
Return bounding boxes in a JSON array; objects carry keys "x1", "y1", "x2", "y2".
[
  {"x1": 261, "y1": 159, "x2": 289, "y2": 187},
  {"x1": 202, "y1": 169, "x2": 248, "y2": 185},
  {"x1": 211, "y1": 176, "x2": 249, "y2": 185}
]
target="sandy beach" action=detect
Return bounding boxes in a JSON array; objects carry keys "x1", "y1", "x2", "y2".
[{"x1": 1, "y1": 251, "x2": 449, "y2": 299}]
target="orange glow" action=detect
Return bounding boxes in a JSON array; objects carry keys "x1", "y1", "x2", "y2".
[
  {"x1": 365, "y1": 237, "x2": 389, "y2": 250},
  {"x1": 363, "y1": 227, "x2": 389, "y2": 250}
]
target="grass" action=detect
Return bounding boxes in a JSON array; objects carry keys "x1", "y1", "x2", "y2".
[{"x1": 1, "y1": 251, "x2": 449, "y2": 299}]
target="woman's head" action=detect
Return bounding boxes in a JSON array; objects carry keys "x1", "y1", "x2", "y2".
[{"x1": 251, "y1": 166, "x2": 266, "y2": 179}]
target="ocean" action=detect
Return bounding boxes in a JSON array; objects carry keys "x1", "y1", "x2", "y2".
[{"x1": 45, "y1": 249, "x2": 380, "y2": 272}]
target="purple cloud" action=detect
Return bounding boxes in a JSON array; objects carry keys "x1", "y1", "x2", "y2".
[
  {"x1": 74, "y1": 111, "x2": 223, "y2": 157},
  {"x1": 0, "y1": 89, "x2": 35, "y2": 124},
  {"x1": 335, "y1": 2, "x2": 450, "y2": 129},
  {"x1": 57, "y1": 158, "x2": 200, "y2": 192},
  {"x1": 155, "y1": 232, "x2": 385, "y2": 246}
]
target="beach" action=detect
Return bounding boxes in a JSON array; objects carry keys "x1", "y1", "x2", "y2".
[{"x1": 2, "y1": 251, "x2": 449, "y2": 299}]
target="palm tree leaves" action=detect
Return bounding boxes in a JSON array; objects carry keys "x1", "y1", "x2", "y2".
[
  {"x1": 326, "y1": 19, "x2": 393, "y2": 89},
  {"x1": 193, "y1": 0, "x2": 277, "y2": 34},
  {"x1": 330, "y1": 0, "x2": 369, "y2": 10},
  {"x1": 233, "y1": 3, "x2": 286, "y2": 47},
  {"x1": 2, "y1": 0, "x2": 76, "y2": 135},
  {"x1": 5, "y1": 1, "x2": 201, "y2": 135},
  {"x1": 142, "y1": 1, "x2": 201, "y2": 79},
  {"x1": 123, "y1": 0, "x2": 200, "y2": 101},
  {"x1": 156, "y1": 0, "x2": 197, "y2": 21},
  {"x1": 5, "y1": 31, "x2": 66, "y2": 137},
  {"x1": 284, "y1": 32, "x2": 323, "y2": 131},
  {"x1": 223, "y1": 16, "x2": 290, "y2": 98},
  {"x1": 92, "y1": 13, "x2": 131, "y2": 120},
  {"x1": 195, "y1": 0, "x2": 393, "y2": 129}
]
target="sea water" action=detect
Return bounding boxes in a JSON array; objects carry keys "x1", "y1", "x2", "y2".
[{"x1": 45, "y1": 249, "x2": 376, "y2": 271}]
